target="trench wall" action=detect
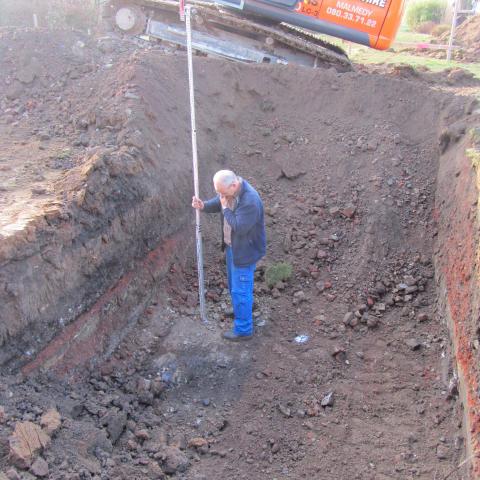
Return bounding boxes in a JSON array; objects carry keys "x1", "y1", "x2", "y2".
[
  {"x1": 435, "y1": 102, "x2": 480, "y2": 477},
  {"x1": 0, "y1": 53, "x2": 229, "y2": 373}
]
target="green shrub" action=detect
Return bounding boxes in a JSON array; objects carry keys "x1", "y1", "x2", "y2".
[
  {"x1": 431, "y1": 23, "x2": 450, "y2": 37},
  {"x1": 416, "y1": 20, "x2": 436, "y2": 33},
  {"x1": 470, "y1": 127, "x2": 480, "y2": 147},
  {"x1": 265, "y1": 262, "x2": 293, "y2": 288},
  {"x1": 406, "y1": 0, "x2": 446, "y2": 32},
  {"x1": 467, "y1": 148, "x2": 480, "y2": 169}
]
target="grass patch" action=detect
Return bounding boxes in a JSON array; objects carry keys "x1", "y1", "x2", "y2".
[
  {"x1": 57, "y1": 148, "x2": 72, "y2": 159},
  {"x1": 467, "y1": 148, "x2": 480, "y2": 169},
  {"x1": 265, "y1": 262, "x2": 293, "y2": 288},
  {"x1": 349, "y1": 47, "x2": 480, "y2": 79},
  {"x1": 395, "y1": 31, "x2": 433, "y2": 43},
  {"x1": 318, "y1": 29, "x2": 480, "y2": 79},
  {"x1": 470, "y1": 127, "x2": 480, "y2": 146}
]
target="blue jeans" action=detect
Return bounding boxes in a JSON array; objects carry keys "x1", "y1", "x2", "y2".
[{"x1": 226, "y1": 246, "x2": 256, "y2": 336}]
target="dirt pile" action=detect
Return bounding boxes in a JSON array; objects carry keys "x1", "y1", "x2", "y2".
[
  {"x1": 453, "y1": 14, "x2": 480, "y2": 62},
  {"x1": 439, "y1": 14, "x2": 480, "y2": 62},
  {"x1": 1, "y1": 27, "x2": 480, "y2": 480},
  {"x1": 360, "y1": 62, "x2": 480, "y2": 88}
]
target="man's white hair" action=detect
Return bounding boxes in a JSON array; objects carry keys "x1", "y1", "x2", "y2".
[{"x1": 213, "y1": 170, "x2": 238, "y2": 188}]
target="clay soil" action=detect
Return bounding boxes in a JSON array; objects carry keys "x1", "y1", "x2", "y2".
[{"x1": 1, "y1": 27, "x2": 480, "y2": 480}]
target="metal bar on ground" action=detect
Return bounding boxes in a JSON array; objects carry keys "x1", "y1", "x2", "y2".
[{"x1": 185, "y1": 5, "x2": 208, "y2": 323}]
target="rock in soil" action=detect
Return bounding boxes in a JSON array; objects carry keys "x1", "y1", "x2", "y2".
[
  {"x1": 9, "y1": 422, "x2": 51, "y2": 468},
  {"x1": 30, "y1": 457, "x2": 49, "y2": 478},
  {"x1": 40, "y1": 408, "x2": 61, "y2": 436},
  {"x1": 159, "y1": 446, "x2": 189, "y2": 474}
]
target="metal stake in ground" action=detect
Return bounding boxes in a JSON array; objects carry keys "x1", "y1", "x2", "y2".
[{"x1": 185, "y1": 5, "x2": 208, "y2": 323}]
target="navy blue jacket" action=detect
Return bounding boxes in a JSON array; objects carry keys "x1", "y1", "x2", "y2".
[{"x1": 203, "y1": 179, "x2": 266, "y2": 267}]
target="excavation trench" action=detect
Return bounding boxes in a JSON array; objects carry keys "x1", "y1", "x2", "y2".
[{"x1": 1, "y1": 30, "x2": 480, "y2": 479}]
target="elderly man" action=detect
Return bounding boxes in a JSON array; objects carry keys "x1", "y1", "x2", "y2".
[{"x1": 192, "y1": 170, "x2": 266, "y2": 341}]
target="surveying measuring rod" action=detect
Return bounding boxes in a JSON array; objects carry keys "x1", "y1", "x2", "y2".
[
  {"x1": 181, "y1": 3, "x2": 208, "y2": 322},
  {"x1": 447, "y1": 0, "x2": 459, "y2": 62}
]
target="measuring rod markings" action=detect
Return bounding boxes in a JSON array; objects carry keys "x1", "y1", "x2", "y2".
[{"x1": 185, "y1": 5, "x2": 207, "y2": 323}]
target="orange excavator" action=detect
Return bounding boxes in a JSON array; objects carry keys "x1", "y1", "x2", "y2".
[{"x1": 102, "y1": 0, "x2": 405, "y2": 69}]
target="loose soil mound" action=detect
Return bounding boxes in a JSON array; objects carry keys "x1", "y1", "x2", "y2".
[
  {"x1": 1, "y1": 28, "x2": 480, "y2": 480},
  {"x1": 439, "y1": 14, "x2": 480, "y2": 63}
]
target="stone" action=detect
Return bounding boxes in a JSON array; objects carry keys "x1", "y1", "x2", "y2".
[
  {"x1": 30, "y1": 457, "x2": 49, "y2": 477},
  {"x1": 5, "y1": 81, "x2": 24, "y2": 100},
  {"x1": 436, "y1": 444, "x2": 449, "y2": 459},
  {"x1": 5, "y1": 469, "x2": 20, "y2": 480},
  {"x1": 405, "y1": 338, "x2": 422, "y2": 351},
  {"x1": 151, "y1": 378, "x2": 166, "y2": 397},
  {"x1": 135, "y1": 429, "x2": 150, "y2": 442},
  {"x1": 159, "y1": 446, "x2": 189, "y2": 474},
  {"x1": 16, "y1": 61, "x2": 41, "y2": 84},
  {"x1": 40, "y1": 409, "x2": 61, "y2": 436},
  {"x1": 280, "y1": 163, "x2": 306, "y2": 180},
  {"x1": 329, "y1": 206, "x2": 341, "y2": 217},
  {"x1": 126, "y1": 439, "x2": 138, "y2": 451},
  {"x1": 316, "y1": 249, "x2": 328, "y2": 260},
  {"x1": 0, "y1": 405, "x2": 5, "y2": 424},
  {"x1": 341, "y1": 204, "x2": 356, "y2": 219},
  {"x1": 417, "y1": 312, "x2": 429, "y2": 322},
  {"x1": 331, "y1": 347, "x2": 346, "y2": 361},
  {"x1": 143, "y1": 428, "x2": 168, "y2": 453},
  {"x1": 447, "y1": 377, "x2": 459, "y2": 399},
  {"x1": 188, "y1": 437, "x2": 209, "y2": 454},
  {"x1": 9, "y1": 422, "x2": 51, "y2": 468},
  {"x1": 188, "y1": 437, "x2": 208, "y2": 448},
  {"x1": 103, "y1": 410, "x2": 127, "y2": 445},
  {"x1": 147, "y1": 461, "x2": 164, "y2": 479},
  {"x1": 357, "y1": 304, "x2": 368, "y2": 313},
  {"x1": 343, "y1": 312, "x2": 354, "y2": 325},
  {"x1": 292, "y1": 291, "x2": 306, "y2": 305},
  {"x1": 38, "y1": 132, "x2": 51, "y2": 141},
  {"x1": 374, "y1": 303, "x2": 386, "y2": 312},
  {"x1": 374, "y1": 282, "x2": 386, "y2": 295},
  {"x1": 277, "y1": 404, "x2": 292, "y2": 418},
  {"x1": 403, "y1": 275, "x2": 417, "y2": 286},
  {"x1": 367, "y1": 316, "x2": 379, "y2": 329},
  {"x1": 321, "y1": 392, "x2": 334, "y2": 407},
  {"x1": 78, "y1": 133, "x2": 90, "y2": 147},
  {"x1": 71, "y1": 403, "x2": 84, "y2": 419}
]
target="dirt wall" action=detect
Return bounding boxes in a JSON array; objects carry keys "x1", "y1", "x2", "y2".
[
  {"x1": 435, "y1": 101, "x2": 480, "y2": 477},
  {"x1": 0, "y1": 36, "x2": 231, "y2": 372}
]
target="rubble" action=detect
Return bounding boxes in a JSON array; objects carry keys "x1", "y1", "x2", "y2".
[{"x1": 9, "y1": 422, "x2": 51, "y2": 469}]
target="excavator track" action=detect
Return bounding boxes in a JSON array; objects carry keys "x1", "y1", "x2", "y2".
[{"x1": 103, "y1": 0, "x2": 352, "y2": 70}]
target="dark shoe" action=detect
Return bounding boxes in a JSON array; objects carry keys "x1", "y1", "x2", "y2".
[{"x1": 222, "y1": 330, "x2": 253, "y2": 342}]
